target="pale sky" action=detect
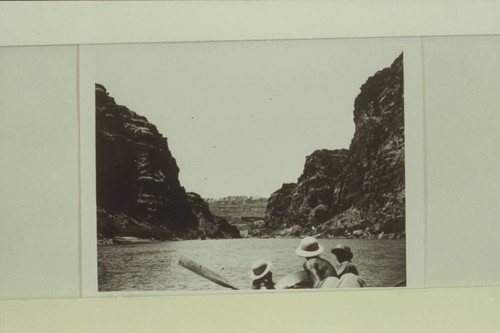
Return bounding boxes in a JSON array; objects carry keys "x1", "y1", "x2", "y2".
[{"x1": 94, "y1": 38, "x2": 410, "y2": 199}]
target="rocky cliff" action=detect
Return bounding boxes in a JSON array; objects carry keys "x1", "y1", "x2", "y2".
[
  {"x1": 96, "y1": 84, "x2": 240, "y2": 242},
  {"x1": 249, "y1": 54, "x2": 405, "y2": 239},
  {"x1": 188, "y1": 193, "x2": 241, "y2": 239}
]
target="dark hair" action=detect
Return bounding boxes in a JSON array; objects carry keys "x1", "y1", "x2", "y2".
[
  {"x1": 335, "y1": 252, "x2": 350, "y2": 263},
  {"x1": 252, "y1": 271, "x2": 275, "y2": 289},
  {"x1": 254, "y1": 271, "x2": 272, "y2": 282}
]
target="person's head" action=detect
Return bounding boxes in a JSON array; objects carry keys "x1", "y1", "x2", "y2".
[
  {"x1": 250, "y1": 259, "x2": 272, "y2": 281},
  {"x1": 331, "y1": 244, "x2": 353, "y2": 263},
  {"x1": 295, "y1": 236, "x2": 324, "y2": 258}
]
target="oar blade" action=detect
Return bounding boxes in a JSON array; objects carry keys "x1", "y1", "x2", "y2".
[{"x1": 178, "y1": 256, "x2": 239, "y2": 290}]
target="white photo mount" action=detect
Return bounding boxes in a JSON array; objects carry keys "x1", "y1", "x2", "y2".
[{"x1": 79, "y1": 37, "x2": 425, "y2": 297}]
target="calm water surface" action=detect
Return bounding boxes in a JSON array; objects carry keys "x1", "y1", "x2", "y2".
[{"x1": 98, "y1": 238, "x2": 405, "y2": 292}]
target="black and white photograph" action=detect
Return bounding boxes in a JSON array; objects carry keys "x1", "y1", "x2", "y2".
[{"x1": 79, "y1": 37, "x2": 424, "y2": 296}]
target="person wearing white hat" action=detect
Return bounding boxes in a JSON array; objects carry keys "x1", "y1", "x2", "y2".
[
  {"x1": 250, "y1": 259, "x2": 275, "y2": 290},
  {"x1": 295, "y1": 236, "x2": 338, "y2": 288}
]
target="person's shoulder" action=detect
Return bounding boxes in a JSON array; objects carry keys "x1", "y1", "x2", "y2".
[
  {"x1": 303, "y1": 259, "x2": 314, "y2": 268},
  {"x1": 338, "y1": 261, "x2": 348, "y2": 268},
  {"x1": 304, "y1": 258, "x2": 320, "y2": 268},
  {"x1": 307, "y1": 257, "x2": 332, "y2": 268}
]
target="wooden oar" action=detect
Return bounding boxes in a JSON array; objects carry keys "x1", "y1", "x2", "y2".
[{"x1": 178, "y1": 256, "x2": 239, "y2": 290}]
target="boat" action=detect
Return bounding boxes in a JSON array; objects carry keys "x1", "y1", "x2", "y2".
[
  {"x1": 275, "y1": 271, "x2": 366, "y2": 289},
  {"x1": 178, "y1": 256, "x2": 367, "y2": 290}
]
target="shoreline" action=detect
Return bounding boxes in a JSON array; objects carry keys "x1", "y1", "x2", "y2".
[{"x1": 97, "y1": 234, "x2": 405, "y2": 245}]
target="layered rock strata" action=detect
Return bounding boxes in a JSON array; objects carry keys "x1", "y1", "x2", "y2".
[{"x1": 206, "y1": 196, "x2": 267, "y2": 236}]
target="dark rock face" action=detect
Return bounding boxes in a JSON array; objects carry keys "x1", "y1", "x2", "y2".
[
  {"x1": 331, "y1": 53, "x2": 405, "y2": 237},
  {"x1": 291, "y1": 149, "x2": 350, "y2": 226},
  {"x1": 250, "y1": 54, "x2": 405, "y2": 239},
  {"x1": 187, "y1": 193, "x2": 241, "y2": 239},
  {"x1": 96, "y1": 84, "x2": 239, "y2": 241},
  {"x1": 259, "y1": 149, "x2": 349, "y2": 233},
  {"x1": 263, "y1": 183, "x2": 295, "y2": 228}
]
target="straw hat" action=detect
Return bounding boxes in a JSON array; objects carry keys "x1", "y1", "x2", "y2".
[
  {"x1": 331, "y1": 244, "x2": 353, "y2": 261},
  {"x1": 250, "y1": 259, "x2": 272, "y2": 279},
  {"x1": 295, "y1": 236, "x2": 324, "y2": 257}
]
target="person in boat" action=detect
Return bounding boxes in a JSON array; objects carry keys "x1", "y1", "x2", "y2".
[
  {"x1": 331, "y1": 244, "x2": 359, "y2": 278},
  {"x1": 250, "y1": 259, "x2": 275, "y2": 290},
  {"x1": 295, "y1": 236, "x2": 338, "y2": 288}
]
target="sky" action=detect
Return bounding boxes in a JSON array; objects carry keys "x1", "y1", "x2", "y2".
[{"x1": 94, "y1": 38, "x2": 410, "y2": 199}]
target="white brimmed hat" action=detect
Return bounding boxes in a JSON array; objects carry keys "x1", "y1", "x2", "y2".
[
  {"x1": 295, "y1": 236, "x2": 324, "y2": 257},
  {"x1": 250, "y1": 259, "x2": 272, "y2": 279}
]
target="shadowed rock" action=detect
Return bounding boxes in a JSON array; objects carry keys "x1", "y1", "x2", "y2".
[{"x1": 95, "y1": 84, "x2": 239, "y2": 241}]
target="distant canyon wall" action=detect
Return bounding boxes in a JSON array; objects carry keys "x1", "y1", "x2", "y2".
[
  {"x1": 250, "y1": 54, "x2": 405, "y2": 239},
  {"x1": 207, "y1": 196, "x2": 267, "y2": 236}
]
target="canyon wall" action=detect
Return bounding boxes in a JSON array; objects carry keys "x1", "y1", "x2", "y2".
[
  {"x1": 96, "y1": 84, "x2": 240, "y2": 242},
  {"x1": 249, "y1": 54, "x2": 405, "y2": 239}
]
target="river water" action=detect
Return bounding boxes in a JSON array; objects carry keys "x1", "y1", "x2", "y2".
[{"x1": 98, "y1": 238, "x2": 405, "y2": 292}]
